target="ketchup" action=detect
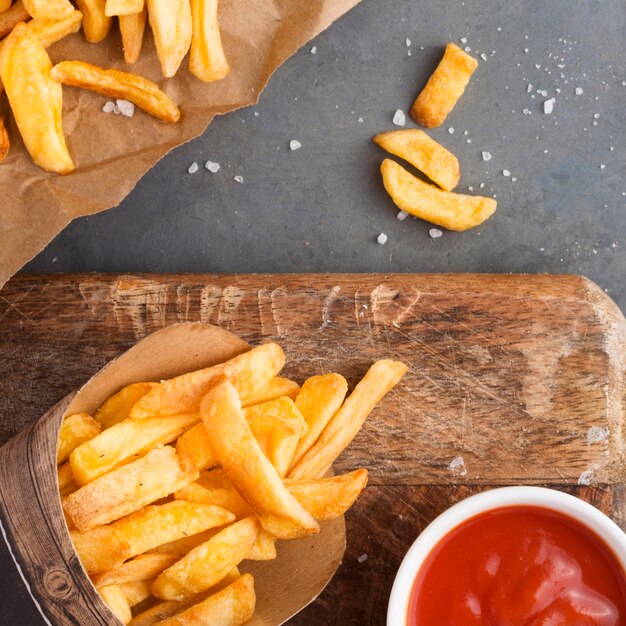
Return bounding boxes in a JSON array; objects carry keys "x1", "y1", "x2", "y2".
[{"x1": 409, "y1": 506, "x2": 626, "y2": 626}]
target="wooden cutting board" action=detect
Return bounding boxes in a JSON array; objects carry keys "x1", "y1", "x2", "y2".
[{"x1": 1, "y1": 273, "x2": 625, "y2": 625}]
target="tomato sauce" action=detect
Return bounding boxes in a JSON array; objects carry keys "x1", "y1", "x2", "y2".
[{"x1": 409, "y1": 506, "x2": 626, "y2": 626}]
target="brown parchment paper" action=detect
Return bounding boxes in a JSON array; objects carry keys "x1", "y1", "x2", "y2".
[{"x1": 0, "y1": 0, "x2": 361, "y2": 289}]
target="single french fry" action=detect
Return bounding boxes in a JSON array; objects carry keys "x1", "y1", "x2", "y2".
[
  {"x1": 146, "y1": 0, "x2": 192, "y2": 78},
  {"x1": 58, "y1": 461, "x2": 78, "y2": 496},
  {"x1": 119, "y1": 7, "x2": 146, "y2": 64},
  {"x1": 92, "y1": 553, "x2": 179, "y2": 587},
  {"x1": 71, "y1": 526, "x2": 131, "y2": 574},
  {"x1": 105, "y1": 0, "x2": 142, "y2": 16},
  {"x1": 175, "y1": 425, "x2": 217, "y2": 474},
  {"x1": 201, "y1": 380, "x2": 319, "y2": 539},
  {"x1": 57, "y1": 413, "x2": 101, "y2": 464},
  {"x1": 94, "y1": 381, "x2": 158, "y2": 429},
  {"x1": 157, "y1": 573, "x2": 256, "y2": 626},
  {"x1": 0, "y1": 117, "x2": 7, "y2": 163},
  {"x1": 74, "y1": 0, "x2": 111, "y2": 42},
  {"x1": 411, "y1": 42, "x2": 478, "y2": 128},
  {"x1": 285, "y1": 469, "x2": 369, "y2": 520},
  {"x1": 290, "y1": 374, "x2": 348, "y2": 470},
  {"x1": 0, "y1": 23, "x2": 73, "y2": 174},
  {"x1": 112, "y1": 500, "x2": 235, "y2": 558},
  {"x1": 22, "y1": 0, "x2": 73, "y2": 20},
  {"x1": 50, "y1": 60, "x2": 181, "y2": 123},
  {"x1": 289, "y1": 359, "x2": 408, "y2": 480},
  {"x1": 27, "y1": 9, "x2": 83, "y2": 46},
  {"x1": 245, "y1": 529, "x2": 276, "y2": 561},
  {"x1": 242, "y1": 376, "x2": 300, "y2": 407},
  {"x1": 0, "y1": 1, "x2": 29, "y2": 39},
  {"x1": 100, "y1": 584, "x2": 132, "y2": 624},
  {"x1": 380, "y1": 158, "x2": 496, "y2": 231},
  {"x1": 0, "y1": 0, "x2": 13, "y2": 14},
  {"x1": 63, "y1": 446, "x2": 197, "y2": 532},
  {"x1": 152, "y1": 518, "x2": 259, "y2": 601},
  {"x1": 120, "y1": 578, "x2": 153, "y2": 607},
  {"x1": 149, "y1": 527, "x2": 219, "y2": 557},
  {"x1": 70, "y1": 413, "x2": 198, "y2": 485},
  {"x1": 373, "y1": 129, "x2": 460, "y2": 191},
  {"x1": 63, "y1": 509, "x2": 76, "y2": 530},
  {"x1": 189, "y1": 0, "x2": 229, "y2": 82},
  {"x1": 132, "y1": 343, "x2": 285, "y2": 419}
]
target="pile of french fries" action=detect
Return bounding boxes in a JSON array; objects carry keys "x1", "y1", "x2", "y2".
[
  {"x1": 58, "y1": 341, "x2": 408, "y2": 625},
  {"x1": 0, "y1": 0, "x2": 229, "y2": 172}
]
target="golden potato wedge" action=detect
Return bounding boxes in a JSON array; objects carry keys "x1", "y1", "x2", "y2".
[
  {"x1": 74, "y1": 0, "x2": 111, "y2": 42},
  {"x1": 373, "y1": 129, "x2": 460, "y2": 191},
  {"x1": 92, "y1": 553, "x2": 179, "y2": 587},
  {"x1": 149, "y1": 527, "x2": 219, "y2": 557},
  {"x1": 285, "y1": 469, "x2": 368, "y2": 520},
  {"x1": 242, "y1": 376, "x2": 300, "y2": 407},
  {"x1": 100, "y1": 584, "x2": 132, "y2": 624},
  {"x1": 201, "y1": 380, "x2": 319, "y2": 539},
  {"x1": 50, "y1": 60, "x2": 181, "y2": 123},
  {"x1": 245, "y1": 529, "x2": 276, "y2": 561},
  {"x1": 411, "y1": 42, "x2": 478, "y2": 128},
  {"x1": 157, "y1": 573, "x2": 256, "y2": 626},
  {"x1": 146, "y1": 0, "x2": 192, "y2": 78},
  {"x1": 175, "y1": 425, "x2": 217, "y2": 474},
  {"x1": 0, "y1": 117, "x2": 8, "y2": 163},
  {"x1": 152, "y1": 518, "x2": 259, "y2": 601},
  {"x1": 289, "y1": 359, "x2": 408, "y2": 480},
  {"x1": 120, "y1": 579, "x2": 153, "y2": 607},
  {"x1": 94, "y1": 381, "x2": 158, "y2": 429},
  {"x1": 22, "y1": 0, "x2": 73, "y2": 20},
  {"x1": 57, "y1": 461, "x2": 78, "y2": 496},
  {"x1": 0, "y1": 0, "x2": 13, "y2": 14},
  {"x1": 119, "y1": 7, "x2": 146, "y2": 64},
  {"x1": 189, "y1": 0, "x2": 229, "y2": 82},
  {"x1": 70, "y1": 526, "x2": 131, "y2": 574},
  {"x1": 27, "y1": 9, "x2": 83, "y2": 46},
  {"x1": 63, "y1": 446, "x2": 197, "y2": 532},
  {"x1": 380, "y1": 158, "x2": 497, "y2": 231},
  {"x1": 112, "y1": 500, "x2": 235, "y2": 558},
  {"x1": 70, "y1": 413, "x2": 198, "y2": 485},
  {"x1": 131, "y1": 343, "x2": 285, "y2": 419},
  {"x1": 290, "y1": 373, "x2": 348, "y2": 470},
  {"x1": 0, "y1": 23, "x2": 73, "y2": 174},
  {"x1": 105, "y1": 0, "x2": 142, "y2": 16},
  {"x1": 57, "y1": 413, "x2": 101, "y2": 465},
  {"x1": 0, "y1": 1, "x2": 29, "y2": 39}
]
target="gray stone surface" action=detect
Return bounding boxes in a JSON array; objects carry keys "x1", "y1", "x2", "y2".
[{"x1": 24, "y1": 0, "x2": 626, "y2": 311}]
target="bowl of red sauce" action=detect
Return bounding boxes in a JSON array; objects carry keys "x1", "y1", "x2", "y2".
[{"x1": 387, "y1": 486, "x2": 626, "y2": 625}]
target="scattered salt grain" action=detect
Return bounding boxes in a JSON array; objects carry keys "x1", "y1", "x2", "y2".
[
  {"x1": 448, "y1": 127, "x2": 455, "y2": 134},
  {"x1": 429, "y1": 228, "x2": 443, "y2": 239},
  {"x1": 187, "y1": 161, "x2": 199, "y2": 174},
  {"x1": 405, "y1": 38, "x2": 411, "y2": 47},
  {"x1": 600, "y1": 164, "x2": 605, "y2": 170},
  {"x1": 502, "y1": 169, "x2": 511, "y2": 177},
  {"x1": 102, "y1": 101, "x2": 116, "y2": 113},
  {"x1": 466, "y1": 138, "x2": 472, "y2": 144},
  {"x1": 527, "y1": 83, "x2": 533, "y2": 93},
  {"x1": 377, "y1": 233, "x2": 388, "y2": 245},
  {"x1": 537, "y1": 89, "x2": 548, "y2": 97},
  {"x1": 480, "y1": 53, "x2": 487, "y2": 61},
  {"x1": 523, "y1": 108, "x2": 532, "y2": 115},
  {"x1": 482, "y1": 151, "x2": 492, "y2": 161},
  {"x1": 535, "y1": 64, "x2": 541, "y2": 69},
  {"x1": 511, "y1": 176, "x2": 517, "y2": 182},
  {"x1": 205, "y1": 161, "x2": 220, "y2": 173},
  {"x1": 543, "y1": 98, "x2": 555, "y2": 114},
  {"x1": 116, "y1": 99, "x2": 134, "y2": 117},
  {"x1": 357, "y1": 553, "x2": 368, "y2": 563},
  {"x1": 460, "y1": 37, "x2": 467, "y2": 44},
  {"x1": 397, "y1": 211, "x2": 409, "y2": 221},
  {"x1": 392, "y1": 109, "x2": 406, "y2": 126},
  {"x1": 310, "y1": 46, "x2": 317, "y2": 54},
  {"x1": 593, "y1": 113, "x2": 600, "y2": 119},
  {"x1": 289, "y1": 139, "x2": 302, "y2": 151},
  {"x1": 357, "y1": 117, "x2": 364, "y2": 123},
  {"x1": 464, "y1": 46, "x2": 472, "y2": 52},
  {"x1": 448, "y1": 456, "x2": 467, "y2": 476},
  {"x1": 233, "y1": 175, "x2": 244, "y2": 183}
]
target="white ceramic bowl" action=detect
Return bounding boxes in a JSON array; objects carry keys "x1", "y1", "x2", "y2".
[{"x1": 387, "y1": 486, "x2": 626, "y2": 625}]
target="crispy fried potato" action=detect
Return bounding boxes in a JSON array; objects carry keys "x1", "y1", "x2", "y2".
[
  {"x1": 132, "y1": 343, "x2": 285, "y2": 419},
  {"x1": 189, "y1": 0, "x2": 229, "y2": 82},
  {"x1": 152, "y1": 518, "x2": 259, "y2": 601},
  {"x1": 201, "y1": 380, "x2": 319, "y2": 539},
  {"x1": 22, "y1": 0, "x2": 73, "y2": 20},
  {"x1": 146, "y1": 0, "x2": 191, "y2": 78},
  {"x1": 157, "y1": 573, "x2": 256, "y2": 626},
  {"x1": 289, "y1": 359, "x2": 408, "y2": 480},
  {"x1": 92, "y1": 553, "x2": 179, "y2": 587},
  {"x1": 175, "y1": 425, "x2": 217, "y2": 474},
  {"x1": 285, "y1": 469, "x2": 368, "y2": 520},
  {"x1": 380, "y1": 158, "x2": 496, "y2": 231},
  {"x1": 245, "y1": 529, "x2": 276, "y2": 561},
  {"x1": 64, "y1": 446, "x2": 196, "y2": 532},
  {"x1": 74, "y1": 0, "x2": 111, "y2": 42},
  {"x1": 119, "y1": 7, "x2": 146, "y2": 64},
  {"x1": 70, "y1": 413, "x2": 198, "y2": 485},
  {"x1": 27, "y1": 9, "x2": 83, "y2": 46},
  {"x1": 373, "y1": 129, "x2": 460, "y2": 191},
  {"x1": 105, "y1": 0, "x2": 142, "y2": 16},
  {"x1": 50, "y1": 60, "x2": 181, "y2": 123},
  {"x1": 58, "y1": 413, "x2": 101, "y2": 464},
  {"x1": 0, "y1": 23, "x2": 73, "y2": 174},
  {"x1": 0, "y1": 117, "x2": 7, "y2": 163},
  {"x1": 0, "y1": 0, "x2": 12, "y2": 14},
  {"x1": 0, "y1": 1, "x2": 29, "y2": 39},
  {"x1": 71, "y1": 526, "x2": 131, "y2": 574},
  {"x1": 63, "y1": 509, "x2": 76, "y2": 530},
  {"x1": 290, "y1": 373, "x2": 348, "y2": 470},
  {"x1": 113, "y1": 500, "x2": 235, "y2": 558},
  {"x1": 411, "y1": 42, "x2": 478, "y2": 128},
  {"x1": 100, "y1": 584, "x2": 132, "y2": 624},
  {"x1": 242, "y1": 376, "x2": 300, "y2": 407},
  {"x1": 150, "y1": 527, "x2": 219, "y2": 557},
  {"x1": 94, "y1": 381, "x2": 158, "y2": 429},
  {"x1": 58, "y1": 461, "x2": 78, "y2": 496},
  {"x1": 120, "y1": 579, "x2": 153, "y2": 607}
]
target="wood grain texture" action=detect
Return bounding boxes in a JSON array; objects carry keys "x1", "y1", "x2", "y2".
[{"x1": 0, "y1": 273, "x2": 625, "y2": 625}]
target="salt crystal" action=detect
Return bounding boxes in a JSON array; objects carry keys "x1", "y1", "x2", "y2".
[
  {"x1": 405, "y1": 38, "x2": 411, "y2": 47},
  {"x1": 464, "y1": 46, "x2": 472, "y2": 52},
  {"x1": 527, "y1": 83, "x2": 533, "y2": 93},
  {"x1": 468, "y1": 185, "x2": 474, "y2": 191},
  {"x1": 502, "y1": 169, "x2": 511, "y2": 177},
  {"x1": 466, "y1": 138, "x2": 472, "y2": 144},
  {"x1": 392, "y1": 109, "x2": 406, "y2": 126},
  {"x1": 234, "y1": 175, "x2": 244, "y2": 183},
  {"x1": 543, "y1": 98, "x2": 555, "y2": 114},
  {"x1": 448, "y1": 456, "x2": 467, "y2": 475},
  {"x1": 464, "y1": 130, "x2": 469, "y2": 136},
  {"x1": 187, "y1": 161, "x2": 199, "y2": 174},
  {"x1": 482, "y1": 151, "x2": 492, "y2": 161},
  {"x1": 460, "y1": 37, "x2": 467, "y2": 44},
  {"x1": 535, "y1": 64, "x2": 541, "y2": 69},
  {"x1": 448, "y1": 127, "x2": 455, "y2": 134},
  {"x1": 523, "y1": 108, "x2": 532, "y2": 115},
  {"x1": 480, "y1": 53, "x2": 487, "y2": 61},
  {"x1": 289, "y1": 139, "x2": 302, "y2": 151},
  {"x1": 116, "y1": 99, "x2": 134, "y2": 117},
  {"x1": 600, "y1": 164, "x2": 605, "y2": 170},
  {"x1": 537, "y1": 89, "x2": 548, "y2": 97},
  {"x1": 310, "y1": 46, "x2": 317, "y2": 54},
  {"x1": 357, "y1": 117, "x2": 364, "y2": 123},
  {"x1": 377, "y1": 233, "x2": 388, "y2": 245},
  {"x1": 523, "y1": 48, "x2": 529, "y2": 53},
  {"x1": 429, "y1": 228, "x2": 443, "y2": 239},
  {"x1": 593, "y1": 113, "x2": 600, "y2": 119},
  {"x1": 480, "y1": 182, "x2": 485, "y2": 188},
  {"x1": 511, "y1": 176, "x2": 517, "y2": 182},
  {"x1": 396, "y1": 211, "x2": 409, "y2": 221},
  {"x1": 102, "y1": 101, "x2": 116, "y2": 113},
  {"x1": 205, "y1": 161, "x2": 220, "y2": 173},
  {"x1": 357, "y1": 553, "x2": 368, "y2": 563}
]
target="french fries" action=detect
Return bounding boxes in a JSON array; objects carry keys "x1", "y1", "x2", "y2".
[
  {"x1": 411, "y1": 42, "x2": 478, "y2": 128},
  {"x1": 373, "y1": 129, "x2": 460, "y2": 192},
  {"x1": 146, "y1": 0, "x2": 192, "y2": 78},
  {"x1": 0, "y1": 1, "x2": 29, "y2": 39},
  {"x1": 58, "y1": 461, "x2": 78, "y2": 496},
  {"x1": 152, "y1": 517, "x2": 259, "y2": 601},
  {"x1": 94, "y1": 381, "x2": 158, "y2": 429},
  {"x1": 289, "y1": 359, "x2": 408, "y2": 480},
  {"x1": 105, "y1": 0, "x2": 142, "y2": 16},
  {"x1": 0, "y1": 23, "x2": 74, "y2": 174},
  {"x1": 380, "y1": 158, "x2": 497, "y2": 231},
  {"x1": 189, "y1": 0, "x2": 229, "y2": 82},
  {"x1": 0, "y1": 0, "x2": 13, "y2": 14},
  {"x1": 22, "y1": 0, "x2": 73, "y2": 20},
  {"x1": 57, "y1": 412, "x2": 101, "y2": 464},
  {"x1": 201, "y1": 380, "x2": 319, "y2": 539},
  {"x1": 74, "y1": 0, "x2": 111, "y2": 42},
  {"x1": 63, "y1": 446, "x2": 196, "y2": 532},
  {"x1": 27, "y1": 8, "x2": 83, "y2": 46},
  {"x1": 119, "y1": 7, "x2": 146, "y2": 64},
  {"x1": 119, "y1": 579, "x2": 153, "y2": 607},
  {"x1": 149, "y1": 527, "x2": 219, "y2": 557},
  {"x1": 92, "y1": 553, "x2": 179, "y2": 587},
  {"x1": 0, "y1": 117, "x2": 9, "y2": 164},
  {"x1": 100, "y1": 584, "x2": 132, "y2": 624},
  {"x1": 70, "y1": 526, "x2": 130, "y2": 574},
  {"x1": 245, "y1": 529, "x2": 277, "y2": 561},
  {"x1": 50, "y1": 60, "x2": 181, "y2": 123},
  {"x1": 243, "y1": 376, "x2": 301, "y2": 406}
]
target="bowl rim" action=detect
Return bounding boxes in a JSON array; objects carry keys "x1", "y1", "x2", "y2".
[{"x1": 386, "y1": 485, "x2": 626, "y2": 626}]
